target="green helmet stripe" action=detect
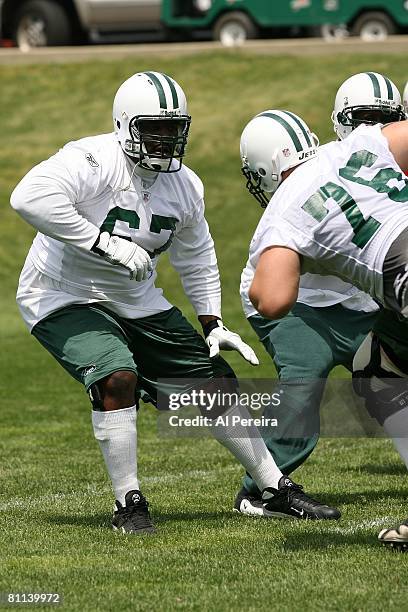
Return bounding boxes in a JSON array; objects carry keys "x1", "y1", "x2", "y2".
[
  {"x1": 366, "y1": 72, "x2": 381, "y2": 98},
  {"x1": 283, "y1": 110, "x2": 313, "y2": 147},
  {"x1": 260, "y1": 112, "x2": 303, "y2": 152},
  {"x1": 161, "y1": 73, "x2": 179, "y2": 109},
  {"x1": 382, "y1": 74, "x2": 394, "y2": 100},
  {"x1": 144, "y1": 71, "x2": 167, "y2": 109}
]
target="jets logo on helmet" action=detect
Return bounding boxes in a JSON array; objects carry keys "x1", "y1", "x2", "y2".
[
  {"x1": 332, "y1": 72, "x2": 406, "y2": 140},
  {"x1": 240, "y1": 109, "x2": 319, "y2": 207},
  {"x1": 113, "y1": 71, "x2": 191, "y2": 173}
]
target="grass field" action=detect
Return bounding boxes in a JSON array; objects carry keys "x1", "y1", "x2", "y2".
[{"x1": 1, "y1": 50, "x2": 408, "y2": 611}]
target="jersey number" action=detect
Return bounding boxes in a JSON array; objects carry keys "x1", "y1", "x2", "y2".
[
  {"x1": 302, "y1": 149, "x2": 408, "y2": 248},
  {"x1": 99, "y1": 207, "x2": 177, "y2": 257}
]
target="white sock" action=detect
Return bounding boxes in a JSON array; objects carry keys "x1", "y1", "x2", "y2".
[
  {"x1": 92, "y1": 405, "x2": 139, "y2": 505},
  {"x1": 211, "y1": 403, "x2": 283, "y2": 490},
  {"x1": 383, "y1": 408, "x2": 408, "y2": 470}
]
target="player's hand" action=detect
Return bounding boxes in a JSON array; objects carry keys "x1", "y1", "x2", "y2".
[
  {"x1": 95, "y1": 232, "x2": 152, "y2": 281},
  {"x1": 204, "y1": 321, "x2": 259, "y2": 366}
]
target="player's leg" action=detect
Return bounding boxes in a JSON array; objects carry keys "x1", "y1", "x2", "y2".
[
  {"x1": 125, "y1": 306, "x2": 340, "y2": 520},
  {"x1": 238, "y1": 303, "x2": 334, "y2": 508},
  {"x1": 366, "y1": 230, "x2": 408, "y2": 546},
  {"x1": 32, "y1": 304, "x2": 154, "y2": 534},
  {"x1": 353, "y1": 310, "x2": 408, "y2": 470},
  {"x1": 237, "y1": 303, "x2": 375, "y2": 516}
]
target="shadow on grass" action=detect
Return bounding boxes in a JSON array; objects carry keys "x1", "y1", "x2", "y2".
[
  {"x1": 315, "y1": 488, "x2": 408, "y2": 507},
  {"x1": 282, "y1": 530, "x2": 379, "y2": 551},
  {"x1": 340, "y1": 462, "x2": 406, "y2": 476},
  {"x1": 45, "y1": 509, "x2": 235, "y2": 529}
]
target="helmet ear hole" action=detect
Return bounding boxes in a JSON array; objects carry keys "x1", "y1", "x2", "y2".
[
  {"x1": 258, "y1": 167, "x2": 266, "y2": 177},
  {"x1": 116, "y1": 120, "x2": 121, "y2": 129}
]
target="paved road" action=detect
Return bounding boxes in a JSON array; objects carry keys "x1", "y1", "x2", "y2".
[{"x1": 0, "y1": 36, "x2": 407, "y2": 65}]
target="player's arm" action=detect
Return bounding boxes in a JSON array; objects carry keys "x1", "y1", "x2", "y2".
[
  {"x1": 10, "y1": 154, "x2": 101, "y2": 251},
  {"x1": 382, "y1": 120, "x2": 408, "y2": 171},
  {"x1": 10, "y1": 149, "x2": 151, "y2": 281},
  {"x1": 249, "y1": 246, "x2": 301, "y2": 319},
  {"x1": 169, "y1": 218, "x2": 258, "y2": 365},
  {"x1": 169, "y1": 217, "x2": 222, "y2": 318}
]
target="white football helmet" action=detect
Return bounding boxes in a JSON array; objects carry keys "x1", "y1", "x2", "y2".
[
  {"x1": 240, "y1": 110, "x2": 319, "y2": 207},
  {"x1": 113, "y1": 71, "x2": 191, "y2": 172},
  {"x1": 332, "y1": 72, "x2": 405, "y2": 140}
]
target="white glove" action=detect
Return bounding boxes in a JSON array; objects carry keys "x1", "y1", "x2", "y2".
[
  {"x1": 204, "y1": 320, "x2": 259, "y2": 366},
  {"x1": 94, "y1": 232, "x2": 152, "y2": 281}
]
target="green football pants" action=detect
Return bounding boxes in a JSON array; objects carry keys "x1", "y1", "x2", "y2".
[{"x1": 243, "y1": 302, "x2": 378, "y2": 496}]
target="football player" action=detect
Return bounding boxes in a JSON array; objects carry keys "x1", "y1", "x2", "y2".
[
  {"x1": 236, "y1": 72, "x2": 405, "y2": 517},
  {"x1": 239, "y1": 107, "x2": 408, "y2": 545},
  {"x1": 11, "y1": 72, "x2": 340, "y2": 534}
]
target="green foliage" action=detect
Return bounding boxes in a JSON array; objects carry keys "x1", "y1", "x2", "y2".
[{"x1": 1, "y1": 52, "x2": 408, "y2": 611}]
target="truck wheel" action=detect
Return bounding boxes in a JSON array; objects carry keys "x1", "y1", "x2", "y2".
[
  {"x1": 320, "y1": 23, "x2": 349, "y2": 41},
  {"x1": 213, "y1": 11, "x2": 258, "y2": 47},
  {"x1": 13, "y1": 0, "x2": 72, "y2": 51},
  {"x1": 351, "y1": 11, "x2": 396, "y2": 41}
]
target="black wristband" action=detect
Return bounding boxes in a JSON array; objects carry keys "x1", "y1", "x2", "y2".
[
  {"x1": 202, "y1": 319, "x2": 222, "y2": 338},
  {"x1": 91, "y1": 232, "x2": 103, "y2": 255}
]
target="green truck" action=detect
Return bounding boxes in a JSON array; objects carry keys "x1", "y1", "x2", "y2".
[
  {"x1": 2, "y1": 0, "x2": 408, "y2": 50},
  {"x1": 165, "y1": 0, "x2": 408, "y2": 45}
]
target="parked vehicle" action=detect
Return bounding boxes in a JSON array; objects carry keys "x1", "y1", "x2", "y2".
[
  {"x1": 163, "y1": 0, "x2": 408, "y2": 46},
  {"x1": 1, "y1": 0, "x2": 408, "y2": 50},
  {"x1": 0, "y1": 0, "x2": 164, "y2": 50}
]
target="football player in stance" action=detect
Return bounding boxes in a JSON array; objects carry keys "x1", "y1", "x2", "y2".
[
  {"x1": 236, "y1": 72, "x2": 405, "y2": 517},
  {"x1": 11, "y1": 72, "x2": 341, "y2": 534},
  {"x1": 239, "y1": 106, "x2": 408, "y2": 547}
]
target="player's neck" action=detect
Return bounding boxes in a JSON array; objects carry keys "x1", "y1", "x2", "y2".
[{"x1": 126, "y1": 154, "x2": 159, "y2": 188}]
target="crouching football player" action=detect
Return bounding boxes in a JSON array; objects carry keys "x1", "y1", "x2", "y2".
[
  {"x1": 239, "y1": 109, "x2": 408, "y2": 542},
  {"x1": 11, "y1": 71, "x2": 340, "y2": 534}
]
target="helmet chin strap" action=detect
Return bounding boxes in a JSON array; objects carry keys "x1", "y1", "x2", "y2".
[
  {"x1": 124, "y1": 153, "x2": 159, "y2": 189},
  {"x1": 133, "y1": 160, "x2": 158, "y2": 183}
]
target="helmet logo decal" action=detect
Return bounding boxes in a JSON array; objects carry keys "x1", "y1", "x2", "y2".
[{"x1": 282, "y1": 148, "x2": 291, "y2": 157}]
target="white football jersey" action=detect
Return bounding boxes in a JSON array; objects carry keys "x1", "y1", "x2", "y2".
[
  {"x1": 12, "y1": 133, "x2": 221, "y2": 330},
  {"x1": 247, "y1": 124, "x2": 408, "y2": 308}
]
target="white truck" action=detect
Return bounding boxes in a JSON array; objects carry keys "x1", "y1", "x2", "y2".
[{"x1": 0, "y1": 0, "x2": 165, "y2": 50}]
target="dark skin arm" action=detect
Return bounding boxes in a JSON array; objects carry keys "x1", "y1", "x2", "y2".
[{"x1": 198, "y1": 315, "x2": 220, "y2": 326}]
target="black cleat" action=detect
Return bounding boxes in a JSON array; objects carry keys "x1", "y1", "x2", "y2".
[
  {"x1": 378, "y1": 519, "x2": 408, "y2": 551},
  {"x1": 261, "y1": 476, "x2": 341, "y2": 520},
  {"x1": 112, "y1": 490, "x2": 156, "y2": 534},
  {"x1": 233, "y1": 487, "x2": 266, "y2": 516}
]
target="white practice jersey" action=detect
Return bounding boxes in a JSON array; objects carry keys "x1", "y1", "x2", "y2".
[
  {"x1": 247, "y1": 124, "x2": 408, "y2": 309},
  {"x1": 12, "y1": 133, "x2": 221, "y2": 330}
]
